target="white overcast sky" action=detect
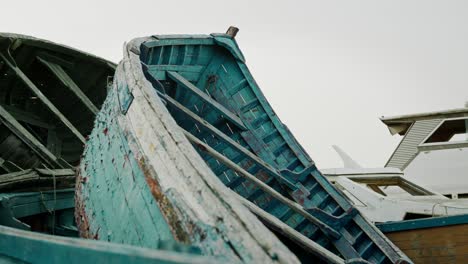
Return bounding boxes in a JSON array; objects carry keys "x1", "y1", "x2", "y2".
[{"x1": 2, "y1": 1, "x2": 468, "y2": 168}]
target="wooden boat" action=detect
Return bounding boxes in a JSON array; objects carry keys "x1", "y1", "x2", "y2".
[
  {"x1": 77, "y1": 28, "x2": 412, "y2": 263},
  {"x1": 0, "y1": 33, "x2": 218, "y2": 264},
  {"x1": 0, "y1": 32, "x2": 114, "y2": 233},
  {"x1": 377, "y1": 214, "x2": 468, "y2": 264}
]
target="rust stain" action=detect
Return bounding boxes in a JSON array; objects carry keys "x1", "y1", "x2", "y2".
[
  {"x1": 139, "y1": 157, "x2": 191, "y2": 243},
  {"x1": 75, "y1": 171, "x2": 91, "y2": 238},
  {"x1": 103, "y1": 127, "x2": 109, "y2": 136}
]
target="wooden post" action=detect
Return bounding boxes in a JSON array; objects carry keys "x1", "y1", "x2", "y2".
[{"x1": 226, "y1": 26, "x2": 239, "y2": 38}]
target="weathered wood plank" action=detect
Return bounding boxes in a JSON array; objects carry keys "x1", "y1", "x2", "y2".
[
  {"x1": 166, "y1": 71, "x2": 246, "y2": 130},
  {"x1": 158, "y1": 91, "x2": 296, "y2": 189},
  {"x1": 236, "y1": 192, "x2": 345, "y2": 264},
  {"x1": 0, "y1": 168, "x2": 74, "y2": 191},
  {"x1": 183, "y1": 130, "x2": 341, "y2": 239},
  {"x1": 0, "y1": 104, "x2": 64, "y2": 169},
  {"x1": 1, "y1": 104, "x2": 54, "y2": 129},
  {"x1": 38, "y1": 56, "x2": 99, "y2": 114},
  {"x1": 0, "y1": 224, "x2": 217, "y2": 264},
  {"x1": 0, "y1": 52, "x2": 85, "y2": 143},
  {"x1": 384, "y1": 224, "x2": 468, "y2": 264}
]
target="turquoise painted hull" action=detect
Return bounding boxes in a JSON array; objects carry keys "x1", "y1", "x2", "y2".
[{"x1": 78, "y1": 31, "x2": 412, "y2": 263}]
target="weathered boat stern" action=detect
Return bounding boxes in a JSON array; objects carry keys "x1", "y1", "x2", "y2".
[{"x1": 75, "y1": 38, "x2": 300, "y2": 263}]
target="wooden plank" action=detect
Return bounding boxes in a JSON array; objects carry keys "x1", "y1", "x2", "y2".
[
  {"x1": 37, "y1": 56, "x2": 99, "y2": 114},
  {"x1": 159, "y1": 91, "x2": 296, "y2": 189},
  {"x1": 0, "y1": 169, "x2": 74, "y2": 191},
  {"x1": 237, "y1": 193, "x2": 345, "y2": 264},
  {"x1": 377, "y1": 214, "x2": 468, "y2": 233},
  {"x1": 166, "y1": 71, "x2": 246, "y2": 130},
  {"x1": 0, "y1": 225, "x2": 217, "y2": 264},
  {"x1": 47, "y1": 129, "x2": 62, "y2": 157},
  {"x1": 1, "y1": 104, "x2": 54, "y2": 129},
  {"x1": 384, "y1": 224, "x2": 468, "y2": 263},
  {"x1": 0, "y1": 52, "x2": 85, "y2": 143},
  {"x1": 0, "y1": 104, "x2": 63, "y2": 169},
  {"x1": 183, "y1": 130, "x2": 341, "y2": 239},
  {"x1": 144, "y1": 65, "x2": 205, "y2": 73}
]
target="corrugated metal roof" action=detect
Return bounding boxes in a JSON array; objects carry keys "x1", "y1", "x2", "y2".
[{"x1": 385, "y1": 119, "x2": 442, "y2": 170}]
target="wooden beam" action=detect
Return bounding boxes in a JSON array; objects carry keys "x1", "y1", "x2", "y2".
[
  {"x1": 0, "y1": 104, "x2": 63, "y2": 168},
  {"x1": 0, "y1": 158, "x2": 22, "y2": 173},
  {"x1": 158, "y1": 91, "x2": 296, "y2": 189},
  {"x1": 0, "y1": 169, "x2": 75, "y2": 191},
  {"x1": 183, "y1": 130, "x2": 341, "y2": 239},
  {"x1": 0, "y1": 104, "x2": 53, "y2": 129},
  {"x1": 46, "y1": 129, "x2": 61, "y2": 157},
  {"x1": 167, "y1": 71, "x2": 246, "y2": 130},
  {"x1": 0, "y1": 52, "x2": 85, "y2": 143},
  {"x1": 36, "y1": 51, "x2": 75, "y2": 69},
  {"x1": 237, "y1": 193, "x2": 345, "y2": 264},
  {"x1": 37, "y1": 56, "x2": 99, "y2": 114}
]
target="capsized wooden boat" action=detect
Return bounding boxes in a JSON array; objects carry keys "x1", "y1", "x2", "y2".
[
  {"x1": 377, "y1": 214, "x2": 468, "y2": 264},
  {"x1": 0, "y1": 33, "x2": 217, "y2": 264},
  {"x1": 77, "y1": 28, "x2": 412, "y2": 263}
]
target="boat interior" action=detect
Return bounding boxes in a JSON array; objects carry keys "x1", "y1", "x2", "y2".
[
  {"x1": 135, "y1": 33, "x2": 408, "y2": 263},
  {"x1": 0, "y1": 33, "x2": 115, "y2": 235}
]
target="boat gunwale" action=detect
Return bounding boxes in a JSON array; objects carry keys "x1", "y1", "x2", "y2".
[{"x1": 377, "y1": 214, "x2": 468, "y2": 233}]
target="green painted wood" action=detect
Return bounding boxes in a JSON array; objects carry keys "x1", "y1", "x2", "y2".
[
  {"x1": 37, "y1": 56, "x2": 99, "y2": 114},
  {"x1": 77, "y1": 87, "x2": 175, "y2": 249},
  {"x1": 158, "y1": 91, "x2": 296, "y2": 189},
  {"x1": 0, "y1": 104, "x2": 65, "y2": 169},
  {"x1": 0, "y1": 225, "x2": 217, "y2": 264},
  {"x1": 183, "y1": 130, "x2": 341, "y2": 239},
  {"x1": 0, "y1": 52, "x2": 86, "y2": 143},
  {"x1": 0, "y1": 168, "x2": 74, "y2": 191},
  {"x1": 0, "y1": 104, "x2": 54, "y2": 129},
  {"x1": 0, "y1": 32, "x2": 114, "y2": 177},
  {"x1": 167, "y1": 71, "x2": 246, "y2": 130},
  {"x1": 0, "y1": 189, "x2": 74, "y2": 219},
  {"x1": 377, "y1": 214, "x2": 468, "y2": 233}
]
